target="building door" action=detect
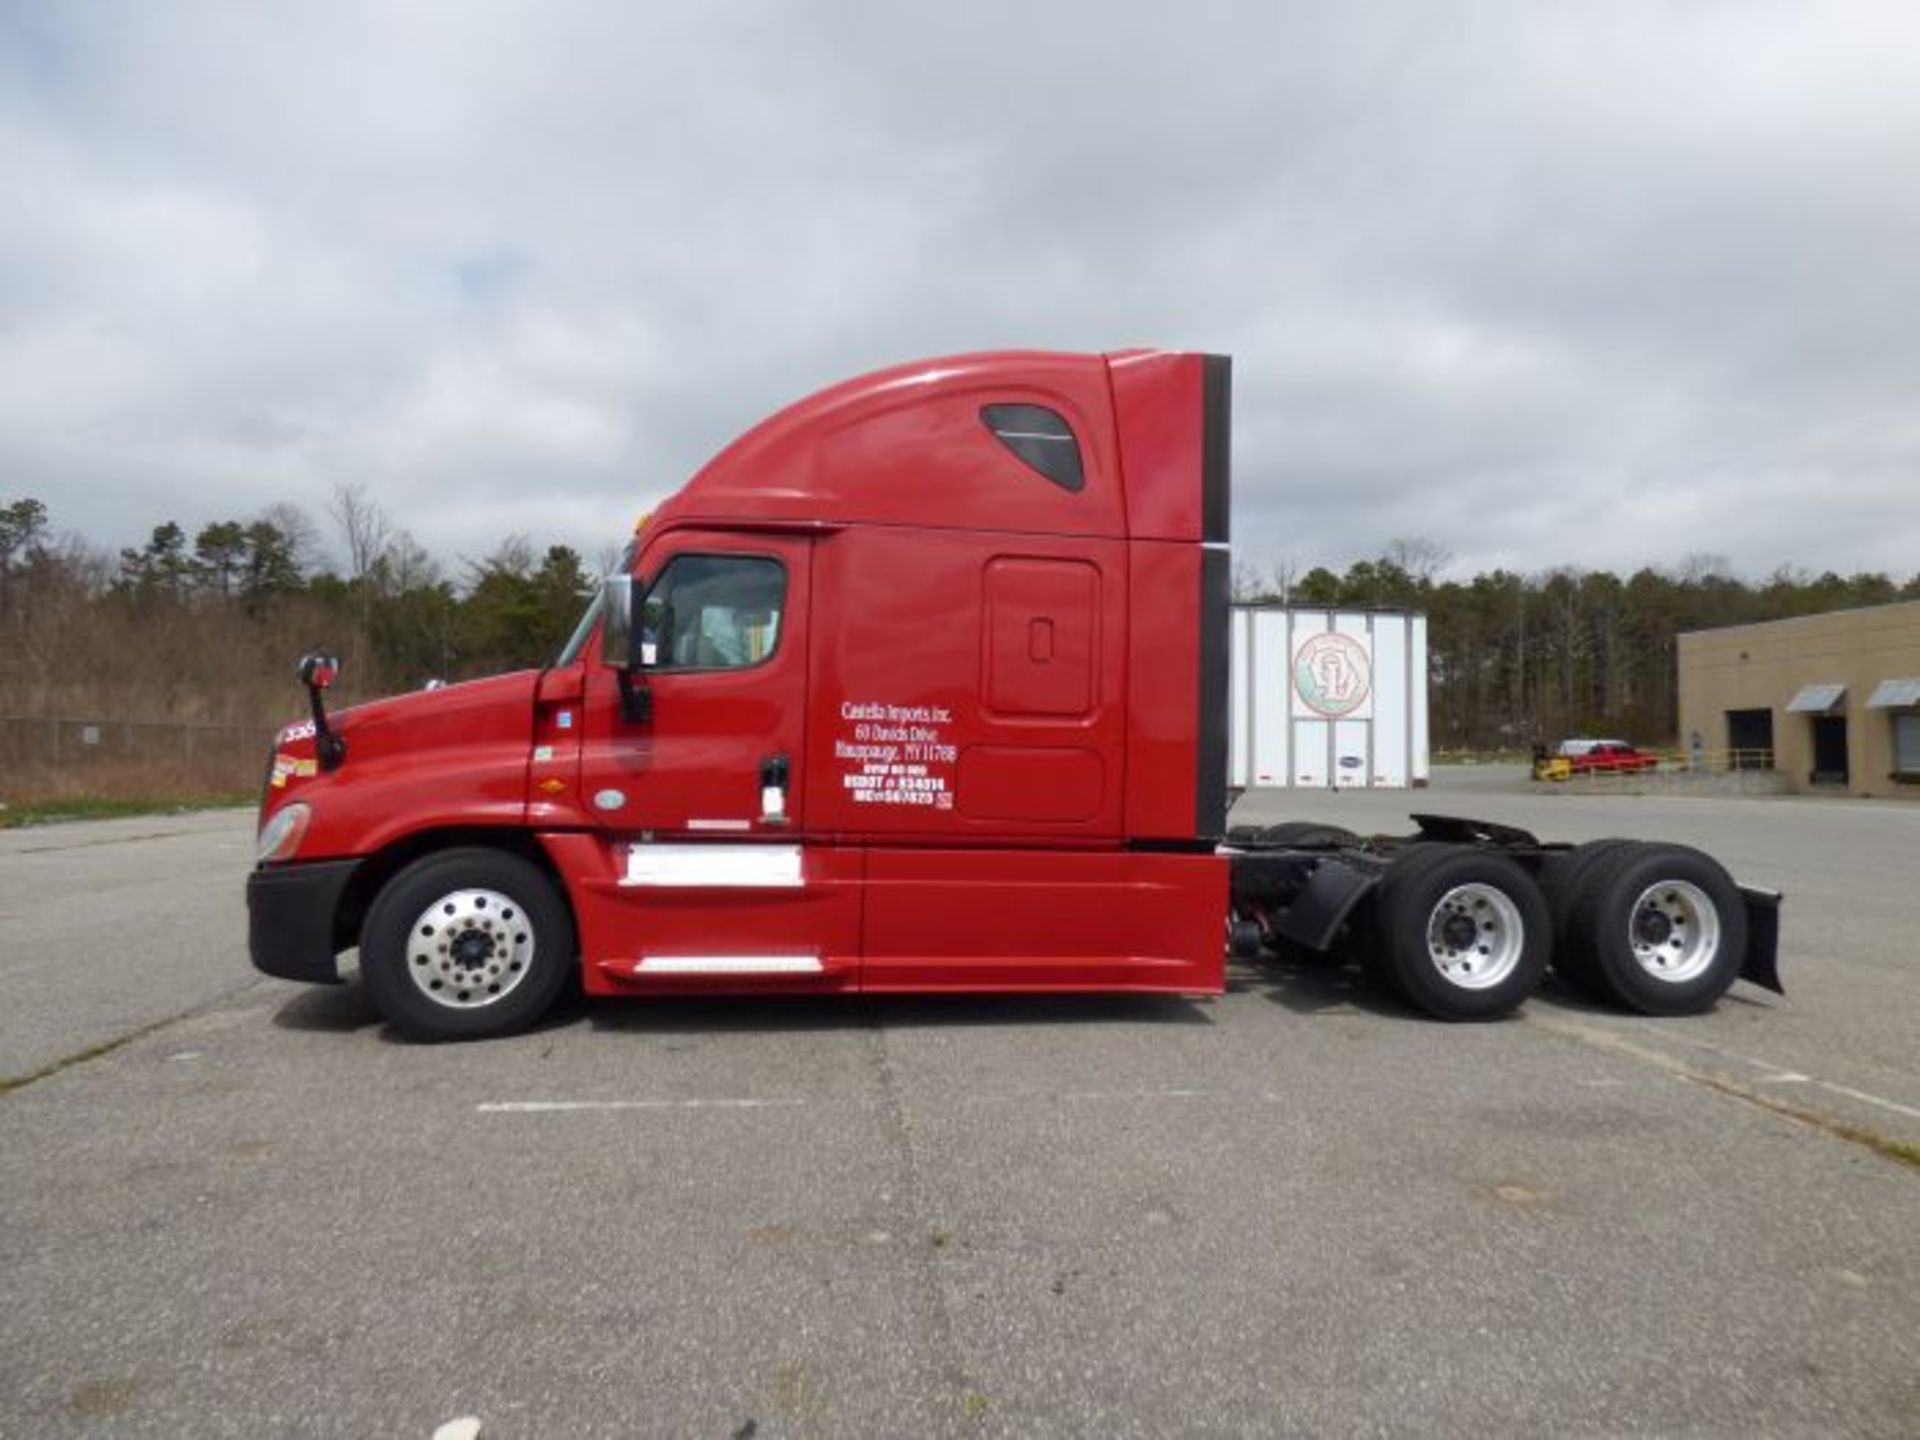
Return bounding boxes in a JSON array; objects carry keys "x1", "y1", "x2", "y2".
[
  {"x1": 1810, "y1": 715, "x2": 1849, "y2": 785},
  {"x1": 1725, "y1": 709, "x2": 1773, "y2": 769}
]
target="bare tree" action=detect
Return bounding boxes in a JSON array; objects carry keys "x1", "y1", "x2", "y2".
[
  {"x1": 596, "y1": 541, "x2": 629, "y2": 581},
  {"x1": 1268, "y1": 556, "x2": 1300, "y2": 606},
  {"x1": 375, "y1": 529, "x2": 442, "y2": 597},
  {"x1": 1385, "y1": 537, "x2": 1452, "y2": 585},
  {"x1": 464, "y1": 534, "x2": 535, "y2": 590},
  {"x1": 1230, "y1": 557, "x2": 1267, "y2": 602},
  {"x1": 258, "y1": 501, "x2": 325, "y2": 577},
  {"x1": 329, "y1": 482, "x2": 393, "y2": 584},
  {"x1": 1673, "y1": 551, "x2": 1731, "y2": 584}
]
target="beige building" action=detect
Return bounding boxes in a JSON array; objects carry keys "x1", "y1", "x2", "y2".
[{"x1": 1678, "y1": 600, "x2": 1920, "y2": 798}]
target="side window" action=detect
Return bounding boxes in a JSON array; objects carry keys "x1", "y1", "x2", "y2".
[
  {"x1": 981, "y1": 404, "x2": 1085, "y2": 493},
  {"x1": 642, "y1": 554, "x2": 785, "y2": 671}
]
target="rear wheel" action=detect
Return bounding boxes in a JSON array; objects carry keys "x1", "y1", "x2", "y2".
[
  {"x1": 1368, "y1": 847, "x2": 1550, "y2": 1020},
  {"x1": 360, "y1": 847, "x2": 576, "y2": 1041},
  {"x1": 1540, "y1": 838, "x2": 1636, "y2": 999},
  {"x1": 1563, "y1": 842, "x2": 1747, "y2": 1016}
]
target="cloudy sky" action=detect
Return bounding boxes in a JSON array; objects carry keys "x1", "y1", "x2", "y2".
[{"x1": 4, "y1": 1, "x2": 1917, "y2": 584}]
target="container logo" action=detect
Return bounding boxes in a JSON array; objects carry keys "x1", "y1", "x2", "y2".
[{"x1": 1294, "y1": 632, "x2": 1372, "y2": 718}]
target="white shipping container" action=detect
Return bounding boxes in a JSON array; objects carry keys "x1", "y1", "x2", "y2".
[{"x1": 1228, "y1": 607, "x2": 1429, "y2": 789}]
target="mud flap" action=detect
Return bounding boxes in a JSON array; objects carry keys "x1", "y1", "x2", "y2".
[
  {"x1": 1738, "y1": 886, "x2": 1784, "y2": 995},
  {"x1": 1272, "y1": 859, "x2": 1379, "y2": 954}
]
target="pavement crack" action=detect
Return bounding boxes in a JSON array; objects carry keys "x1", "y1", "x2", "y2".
[
  {"x1": 12, "y1": 828, "x2": 197, "y2": 855},
  {"x1": 862, "y1": 1016, "x2": 973, "y2": 1419},
  {"x1": 1684, "y1": 1071, "x2": 1920, "y2": 1171},
  {"x1": 1528, "y1": 1012, "x2": 1920, "y2": 1173},
  {"x1": 0, "y1": 976, "x2": 269, "y2": 1098}
]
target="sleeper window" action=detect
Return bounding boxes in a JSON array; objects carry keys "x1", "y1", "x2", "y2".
[{"x1": 981, "y1": 404, "x2": 1085, "y2": 493}]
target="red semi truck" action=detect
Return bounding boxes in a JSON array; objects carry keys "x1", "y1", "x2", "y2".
[{"x1": 247, "y1": 349, "x2": 1781, "y2": 1038}]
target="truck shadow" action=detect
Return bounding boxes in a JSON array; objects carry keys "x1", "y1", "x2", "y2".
[
  {"x1": 269, "y1": 975, "x2": 1218, "y2": 1038},
  {"x1": 269, "y1": 979, "x2": 382, "y2": 1033},
  {"x1": 267, "y1": 964, "x2": 1763, "y2": 1038},
  {"x1": 585, "y1": 991, "x2": 1217, "y2": 1036},
  {"x1": 1232, "y1": 957, "x2": 1422, "y2": 1020}
]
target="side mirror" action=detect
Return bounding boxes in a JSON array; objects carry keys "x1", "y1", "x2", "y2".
[
  {"x1": 600, "y1": 576, "x2": 635, "y2": 669},
  {"x1": 298, "y1": 653, "x2": 340, "y2": 690},
  {"x1": 599, "y1": 576, "x2": 653, "y2": 724}
]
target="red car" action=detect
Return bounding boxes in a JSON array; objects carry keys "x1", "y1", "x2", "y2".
[{"x1": 1561, "y1": 739, "x2": 1661, "y2": 774}]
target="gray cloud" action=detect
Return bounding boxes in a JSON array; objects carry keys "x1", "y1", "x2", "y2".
[{"x1": 3, "y1": 1, "x2": 1917, "y2": 581}]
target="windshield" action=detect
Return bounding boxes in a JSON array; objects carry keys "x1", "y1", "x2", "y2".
[{"x1": 553, "y1": 539, "x2": 638, "y2": 667}]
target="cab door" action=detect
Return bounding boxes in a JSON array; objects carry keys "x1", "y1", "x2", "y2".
[
  {"x1": 574, "y1": 529, "x2": 859, "y2": 990},
  {"x1": 580, "y1": 530, "x2": 812, "y2": 835}
]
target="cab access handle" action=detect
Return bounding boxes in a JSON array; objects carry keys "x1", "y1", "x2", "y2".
[{"x1": 760, "y1": 753, "x2": 791, "y2": 825}]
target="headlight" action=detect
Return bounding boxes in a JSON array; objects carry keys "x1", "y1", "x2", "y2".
[{"x1": 255, "y1": 803, "x2": 312, "y2": 863}]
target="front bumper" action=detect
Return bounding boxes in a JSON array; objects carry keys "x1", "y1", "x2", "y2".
[{"x1": 247, "y1": 859, "x2": 359, "y2": 984}]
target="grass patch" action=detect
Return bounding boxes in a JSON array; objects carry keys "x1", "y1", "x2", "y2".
[
  {"x1": 0, "y1": 792, "x2": 254, "y2": 829},
  {"x1": 1688, "y1": 1072, "x2": 1920, "y2": 1174}
]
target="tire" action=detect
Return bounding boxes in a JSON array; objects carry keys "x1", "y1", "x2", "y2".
[
  {"x1": 360, "y1": 847, "x2": 576, "y2": 1041},
  {"x1": 1539, "y1": 839, "x2": 1637, "y2": 1000},
  {"x1": 1368, "y1": 846, "x2": 1551, "y2": 1020},
  {"x1": 1562, "y1": 842, "x2": 1748, "y2": 1016}
]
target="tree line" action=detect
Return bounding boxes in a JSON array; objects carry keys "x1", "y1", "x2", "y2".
[
  {"x1": 5, "y1": 492, "x2": 1916, "y2": 748},
  {"x1": 0, "y1": 489, "x2": 597, "y2": 731},
  {"x1": 1234, "y1": 543, "x2": 1920, "y2": 749}
]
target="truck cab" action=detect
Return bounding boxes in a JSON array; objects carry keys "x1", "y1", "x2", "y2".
[{"x1": 248, "y1": 349, "x2": 1236, "y2": 1038}]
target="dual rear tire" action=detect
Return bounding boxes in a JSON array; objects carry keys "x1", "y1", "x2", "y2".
[
  {"x1": 1362, "y1": 839, "x2": 1748, "y2": 1021},
  {"x1": 1369, "y1": 847, "x2": 1551, "y2": 1021},
  {"x1": 1545, "y1": 841, "x2": 1748, "y2": 1016}
]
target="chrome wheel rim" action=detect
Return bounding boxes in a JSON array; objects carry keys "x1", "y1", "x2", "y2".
[
  {"x1": 406, "y1": 888, "x2": 536, "y2": 1009},
  {"x1": 1627, "y1": 880, "x2": 1720, "y2": 984},
  {"x1": 1426, "y1": 883, "x2": 1525, "y2": 990}
]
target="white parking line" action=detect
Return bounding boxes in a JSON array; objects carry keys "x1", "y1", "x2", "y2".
[
  {"x1": 1530, "y1": 1014, "x2": 1920, "y2": 1125},
  {"x1": 477, "y1": 1089, "x2": 1287, "y2": 1115},
  {"x1": 476, "y1": 1098, "x2": 807, "y2": 1113},
  {"x1": 1809, "y1": 1080, "x2": 1920, "y2": 1123},
  {"x1": 1653, "y1": 1031, "x2": 1920, "y2": 1121}
]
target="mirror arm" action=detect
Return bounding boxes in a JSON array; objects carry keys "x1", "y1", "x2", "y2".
[
  {"x1": 616, "y1": 670, "x2": 653, "y2": 725},
  {"x1": 296, "y1": 651, "x2": 347, "y2": 771},
  {"x1": 309, "y1": 685, "x2": 347, "y2": 770}
]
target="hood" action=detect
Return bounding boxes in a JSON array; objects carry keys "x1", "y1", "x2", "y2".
[{"x1": 265, "y1": 669, "x2": 542, "y2": 807}]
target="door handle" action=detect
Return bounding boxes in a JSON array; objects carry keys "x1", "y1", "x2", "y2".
[{"x1": 759, "y1": 753, "x2": 791, "y2": 825}]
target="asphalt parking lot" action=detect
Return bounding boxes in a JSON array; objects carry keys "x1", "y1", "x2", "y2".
[{"x1": 2, "y1": 773, "x2": 1916, "y2": 1438}]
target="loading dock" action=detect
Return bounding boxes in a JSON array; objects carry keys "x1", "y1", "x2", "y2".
[{"x1": 1678, "y1": 599, "x2": 1920, "y2": 797}]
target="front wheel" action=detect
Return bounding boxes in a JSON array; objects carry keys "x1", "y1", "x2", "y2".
[
  {"x1": 360, "y1": 847, "x2": 576, "y2": 1041},
  {"x1": 1369, "y1": 847, "x2": 1551, "y2": 1020}
]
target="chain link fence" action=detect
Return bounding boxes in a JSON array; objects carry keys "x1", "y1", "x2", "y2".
[{"x1": 0, "y1": 715, "x2": 270, "y2": 805}]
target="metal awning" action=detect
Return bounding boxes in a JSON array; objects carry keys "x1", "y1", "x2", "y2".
[
  {"x1": 1784, "y1": 683, "x2": 1846, "y2": 714},
  {"x1": 1865, "y1": 677, "x2": 1920, "y2": 709}
]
